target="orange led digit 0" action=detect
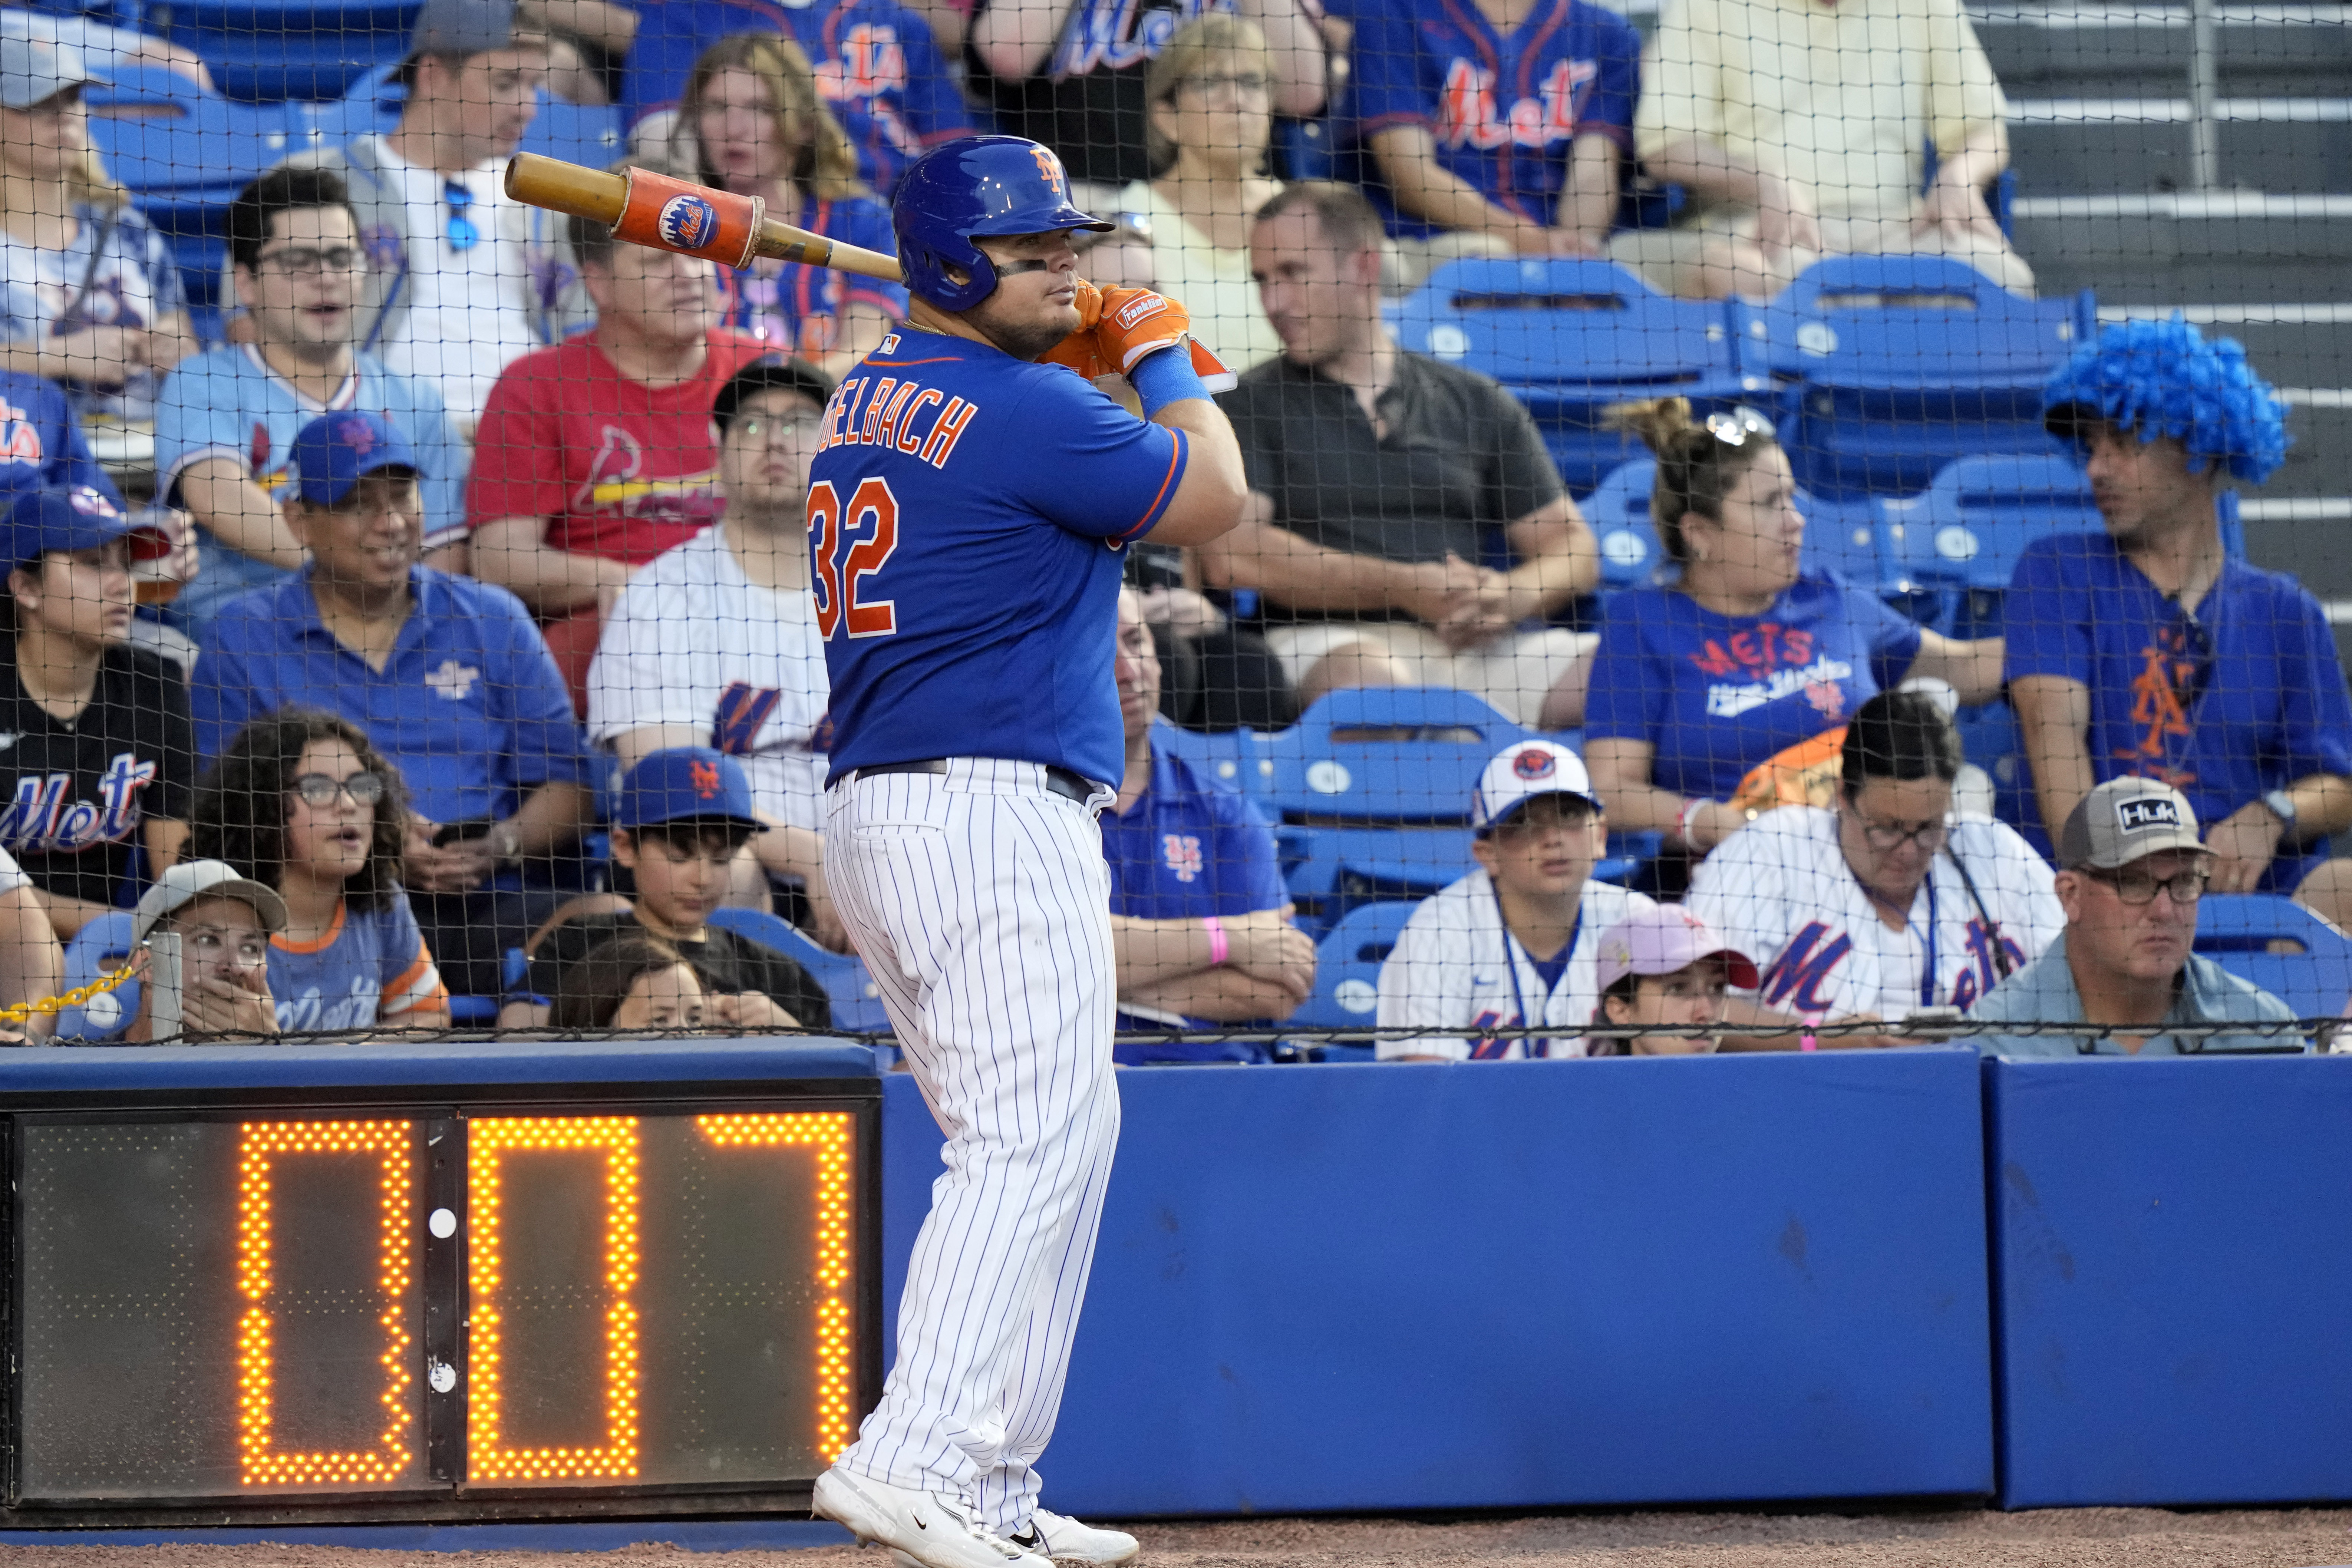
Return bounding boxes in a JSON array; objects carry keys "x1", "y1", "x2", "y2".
[
  {"x1": 466, "y1": 1117, "x2": 643, "y2": 1482},
  {"x1": 235, "y1": 1120, "x2": 415, "y2": 1488},
  {"x1": 695, "y1": 1112, "x2": 858, "y2": 1460}
]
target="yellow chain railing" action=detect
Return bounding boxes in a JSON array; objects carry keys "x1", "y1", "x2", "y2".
[{"x1": 0, "y1": 949, "x2": 146, "y2": 1027}]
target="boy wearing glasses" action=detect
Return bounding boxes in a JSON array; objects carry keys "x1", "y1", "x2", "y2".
[
  {"x1": 1965, "y1": 778, "x2": 2300, "y2": 1057},
  {"x1": 156, "y1": 166, "x2": 465, "y2": 639}
]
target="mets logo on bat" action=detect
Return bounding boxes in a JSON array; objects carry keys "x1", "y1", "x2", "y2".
[{"x1": 659, "y1": 194, "x2": 720, "y2": 250}]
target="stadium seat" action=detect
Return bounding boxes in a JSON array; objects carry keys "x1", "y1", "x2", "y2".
[
  {"x1": 1149, "y1": 717, "x2": 1263, "y2": 793},
  {"x1": 2193, "y1": 896, "x2": 2352, "y2": 1020},
  {"x1": 155, "y1": 0, "x2": 422, "y2": 102},
  {"x1": 1878, "y1": 453, "x2": 2094, "y2": 598},
  {"x1": 1393, "y1": 257, "x2": 1760, "y2": 495},
  {"x1": 706, "y1": 905, "x2": 893, "y2": 1036},
  {"x1": 53, "y1": 910, "x2": 139, "y2": 1042},
  {"x1": 1952, "y1": 699, "x2": 2046, "y2": 855},
  {"x1": 1733, "y1": 254, "x2": 2095, "y2": 499},
  {"x1": 1282, "y1": 899, "x2": 1419, "y2": 1061}
]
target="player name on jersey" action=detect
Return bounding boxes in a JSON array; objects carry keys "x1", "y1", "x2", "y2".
[{"x1": 818, "y1": 371, "x2": 979, "y2": 470}]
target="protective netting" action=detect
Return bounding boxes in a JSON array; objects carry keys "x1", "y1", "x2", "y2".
[{"x1": 0, "y1": 0, "x2": 2338, "y2": 1058}]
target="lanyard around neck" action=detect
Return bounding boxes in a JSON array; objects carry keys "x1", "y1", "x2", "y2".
[{"x1": 1491, "y1": 881, "x2": 1580, "y2": 1060}]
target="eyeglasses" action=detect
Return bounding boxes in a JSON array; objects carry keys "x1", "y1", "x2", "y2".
[
  {"x1": 1175, "y1": 72, "x2": 1272, "y2": 103},
  {"x1": 254, "y1": 245, "x2": 364, "y2": 276},
  {"x1": 1849, "y1": 812, "x2": 1950, "y2": 853},
  {"x1": 288, "y1": 770, "x2": 386, "y2": 808},
  {"x1": 732, "y1": 415, "x2": 824, "y2": 445},
  {"x1": 2085, "y1": 864, "x2": 2211, "y2": 906},
  {"x1": 443, "y1": 179, "x2": 478, "y2": 251},
  {"x1": 1705, "y1": 407, "x2": 1775, "y2": 447}
]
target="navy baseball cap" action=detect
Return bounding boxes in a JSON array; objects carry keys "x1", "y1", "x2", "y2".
[
  {"x1": 616, "y1": 747, "x2": 765, "y2": 831},
  {"x1": 713, "y1": 356, "x2": 835, "y2": 433},
  {"x1": 288, "y1": 410, "x2": 420, "y2": 507},
  {"x1": 1, "y1": 485, "x2": 167, "y2": 571}
]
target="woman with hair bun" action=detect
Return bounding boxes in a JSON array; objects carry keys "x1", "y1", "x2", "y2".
[{"x1": 1581, "y1": 397, "x2": 2002, "y2": 894}]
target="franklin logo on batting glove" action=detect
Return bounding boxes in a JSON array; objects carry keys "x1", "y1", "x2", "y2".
[{"x1": 1113, "y1": 294, "x2": 1167, "y2": 331}]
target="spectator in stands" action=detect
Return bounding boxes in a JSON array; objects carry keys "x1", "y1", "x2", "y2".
[
  {"x1": 0, "y1": 486, "x2": 188, "y2": 939},
  {"x1": 1581, "y1": 398, "x2": 2001, "y2": 896},
  {"x1": 968, "y1": 0, "x2": 1326, "y2": 193},
  {"x1": 1630, "y1": 0, "x2": 2032, "y2": 296},
  {"x1": 1966, "y1": 778, "x2": 2300, "y2": 1057},
  {"x1": 1209, "y1": 182, "x2": 1601, "y2": 728},
  {"x1": 1102, "y1": 587, "x2": 1312, "y2": 1062},
  {"x1": 503, "y1": 748, "x2": 829, "y2": 1030},
  {"x1": 1072, "y1": 208, "x2": 1158, "y2": 291},
  {"x1": 0, "y1": 5, "x2": 214, "y2": 92},
  {"x1": 286, "y1": 0, "x2": 567, "y2": 436},
  {"x1": 587, "y1": 356, "x2": 843, "y2": 947},
  {"x1": 1113, "y1": 15, "x2": 1283, "y2": 371},
  {"x1": 1376, "y1": 738, "x2": 1654, "y2": 1060},
  {"x1": 1587, "y1": 904, "x2": 1755, "y2": 1056},
  {"x1": 156, "y1": 168, "x2": 466, "y2": 640},
  {"x1": 193, "y1": 410, "x2": 597, "y2": 999},
  {"x1": 0, "y1": 363, "x2": 125, "y2": 505},
  {"x1": 0, "y1": 37, "x2": 196, "y2": 422},
  {"x1": 468, "y1": 207, "x2": 769, "y2": 710},
  {"x1": 2012, "y1": 320, "x2": 2352, "y2": 928},
  {"x1": 191, "y1": 708, "x2": 451, "y2": 1034},
  {"x1": 518, "y1": 0, "x2": 639, "y2": 106},
  {"x1": 122, "y1": 859, "x2": 287, "y2": 1042},
  {"x1": 675, "y1": 34, "x2": 906, "y2": 375},
  {"x1": 548, "y1": 929, "x2": 709, "y2": 1031},
  {"x1": 622, "y1": 0, "x2": 973, "y2": 197},
  {"x1": 1347, "y1": 0, "x2": 1639, "y2": 279},
  {"x1": 0, "y1": 841, "x2": 63, "y2": 1039},
  {"x1": 1128, "y1": 540, "x2": 1300, "y2": 733},
  {"x1": 1686, "y1": 690, "x2": 2062, "y2": 1046}
]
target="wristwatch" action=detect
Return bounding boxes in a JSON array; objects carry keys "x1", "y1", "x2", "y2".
[
  {"x1": 2261, "y1": 789, "x2": 2299, "y2": 837},
  {"x1": 488, "y1": 821, "x2": 523, "y2": 866}
]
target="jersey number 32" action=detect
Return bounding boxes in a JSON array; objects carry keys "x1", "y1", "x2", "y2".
[{"x1": 806, "y1": 477, "x2": 900, "y2": 639}]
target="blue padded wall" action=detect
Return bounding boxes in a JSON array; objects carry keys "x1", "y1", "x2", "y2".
[
  {"x1": 1988, "y1": 1056, "x2": 2352, "y2": 1507},
  {"x1": 881, "y1": 1050, "x2": 1993, "y2": 1516}
]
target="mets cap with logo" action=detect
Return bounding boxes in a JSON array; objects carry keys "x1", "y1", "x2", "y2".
[
  {"x1": 1471, "y1": 739, "x2": 1599, "y2": 832},
  {"x1": 616, "y1": 747, "x2": 765, "y2": 831},
  {"x1": 288, "y1": 410, "x2": 420, "y2": 507},
  {"x1": 2, "y1": 485, "x2": 169, "y2": 571},
  {"x1": 2058, "y1": 777, "x2": 2209, "y2": 871}
]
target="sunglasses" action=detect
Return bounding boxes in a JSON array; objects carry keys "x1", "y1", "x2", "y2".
[
  {"x1": 288, "y1": 770, "x2": 386, "y2": 808},
  {"x1": 1705, "y1": 407, "x2": 1775, "y2": 447},
  {"x1": 444, "y1": 179, "x2": 478, "y2": 251}
]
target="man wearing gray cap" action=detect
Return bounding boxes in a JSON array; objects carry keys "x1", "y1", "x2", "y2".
[{"x1": 1965, "y1": 778, "x2": 2299, "y2": 1057}]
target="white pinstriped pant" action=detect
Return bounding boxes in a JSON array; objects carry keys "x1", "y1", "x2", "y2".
[{"x1": 824, "y1": 756, "x2": 1121, "y2": 1532}]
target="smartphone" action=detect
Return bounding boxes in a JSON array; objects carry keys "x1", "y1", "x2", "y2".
[
  {"x1": 147, "y1": 930, "x2": 181, "y2": 1043},
  {"x1": 432, "y1": 818, "x2": 497, "y2": 848}
]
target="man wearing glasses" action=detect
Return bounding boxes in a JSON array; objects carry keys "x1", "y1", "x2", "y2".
[
  {"x1": 1965, "y1": 778, "x2": 2300, "y2": 1058},
  {"x1": 155, "y1": 167, "x2": 465, "y2": 640}
]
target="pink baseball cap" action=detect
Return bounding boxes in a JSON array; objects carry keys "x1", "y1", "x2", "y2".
[{"x1": 1595, "y1": 905, "x2": 1760, "y2": 993}]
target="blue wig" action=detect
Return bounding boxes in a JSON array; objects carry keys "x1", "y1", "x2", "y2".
[{"x1": 2040, "y1": 317, "x2": 2290, "y2": 485}]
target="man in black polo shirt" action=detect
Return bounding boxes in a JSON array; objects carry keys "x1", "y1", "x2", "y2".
[{"x1": 1206, "y1": 181, "x2": 1601, "y2": 730}]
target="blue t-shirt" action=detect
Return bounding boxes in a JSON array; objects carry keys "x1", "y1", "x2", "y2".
[
  {"x1": 1348, "y1": 0, "x2": 1640, "y2": 238},
  {"x1": 154, "y1": 345, "x2": 466, "y2": 638},
  {"x1": 0, "y1": 368, "x2": 122, "y2": 507},
  {"x1": 1584, "y1": 574, "x2": 1926, "y2": 802},
  {"x1": 192, "y1": 565, "x2": 594, "y2": 825},
  {"x1": 1101, "y1": 733, "x2": 1290, "y2": 921},
  {"x1": 623, "y1": 0, "x2": 973, "y2": 196},
  {"x1": 269, "y1": 894, "x2": 448, "y2": 1032},
  {"x1": 720, "y1": 195, "x2": 907, "y2": 356},
  {"x1": 809, "y1": 328, "x2": 1189, "y2": 787},
  {"x1": 2004, "y1": 532, "x2": 2352, "y2": 889}
]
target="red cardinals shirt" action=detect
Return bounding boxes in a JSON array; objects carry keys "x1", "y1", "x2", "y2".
[{"x1": 465, "y1": 330, "x2": 769, "y2": 563}]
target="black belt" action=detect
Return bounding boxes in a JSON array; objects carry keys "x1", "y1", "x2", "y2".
[{"x1": 850, "y1": 758, "x2": 1095, "y2": 804}]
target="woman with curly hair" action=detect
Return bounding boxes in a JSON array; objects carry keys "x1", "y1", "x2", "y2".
[
  {"x1": 548, "y1": 929, "x2": 706, "y2": 1032},
  {"x1": 190, "y1": 707, "x2": 451, "y2": 1034}
]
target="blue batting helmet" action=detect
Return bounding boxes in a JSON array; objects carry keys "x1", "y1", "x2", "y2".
[{"x1": 891, "y1": 135, "x2": 1111, "y2": 312}]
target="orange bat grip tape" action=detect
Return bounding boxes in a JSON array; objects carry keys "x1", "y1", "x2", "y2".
[{"x1": 612, "y1": 167, "x2": 762, "y2": 270}]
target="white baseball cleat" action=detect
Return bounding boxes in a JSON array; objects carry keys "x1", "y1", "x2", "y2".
[
  {"x1": 811, "y1": 1466, "x2": 1051, "y2": 1568},
  {"x1": 1008, "y1": 1508, "x2": 1140, "y2": 1565}
]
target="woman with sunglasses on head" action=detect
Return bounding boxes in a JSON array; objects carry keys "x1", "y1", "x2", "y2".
[
  {"x1": 1112, "y1": 15, "x2": 1284, "y2": 372},
  {"x1": 1685, "y1": 690, "x2": 2062, "y2": 1049},
  {"x1": 673, "y1": 33, "x2": 906, "y2": 379},
  {"x1": 191, "y1": 707, "x2": 451, "y2": 1035},
  {"x1": 1582, "y1": 398, "x2": 2006, "y2": 897}
]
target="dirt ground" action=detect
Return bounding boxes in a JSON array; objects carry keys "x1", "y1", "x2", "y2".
[{"x1": 7, "y1": 1509, "x2": 2352, "y2": 1568}]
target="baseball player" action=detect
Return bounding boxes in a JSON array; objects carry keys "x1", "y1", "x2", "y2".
[
  {"x1": 1375, "y1": 738, "x2": 1655, "y2": 1060},
  {"x1": 1686, "y1": 690, "x2": 2064, "y2": 1040},
  {"x1": 805, "y1": 136, "x2": 1245, "y2": 1568}
]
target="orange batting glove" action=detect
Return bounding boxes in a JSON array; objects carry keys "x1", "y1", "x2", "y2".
[
  {"x1": 1040, "y1": 278, "x2": 1114, "y2": 381},
  {"x1": 1091, "y1": 285, "x2": 1192, "y2": 375}
]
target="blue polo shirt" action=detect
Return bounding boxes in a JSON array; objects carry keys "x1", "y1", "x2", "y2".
[
  {"x1": 2005, "y1": 532, "x2": 2352, "y2": 887},
  {"x1": 191, "y1": 567, "x2": 593, "y2": 826},
  {"x1": 1101, "y1": 730, "x2": 1291, "y2": 1063}
]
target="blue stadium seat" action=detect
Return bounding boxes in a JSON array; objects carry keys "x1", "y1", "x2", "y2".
[
  {"x1": 1733, "y1": 254, "x2": 2095, "y2": 499},
  {"x1": 2193, "y1": 896, "x2": 2352, "y2": 1020},
  {"x1": 1148, "y1": 717, "x2": 1262, "y2": 794},
  {"x1": 706, "y1": 904, "x2": 893, "y2": 1036},
  {"x1": 1273, "y1": 116, "x2": 1337, "y2": 182},
  {"x1": 1877, "y1": 453, "x2": 2095, "y2": 599},
  {"x1": 1585, "y1": 459, "x2": 1667, "y2": 592},
  {"x1": 54, "y1": 910, "x2": 139, "y2": 1042},
  {"x1": 1282, "y1": 899, "x2": 1419, "y2": 1062},
  {"x1": 155, "y1": 0, "x2": 422, "y2": 102},
  {"x1": 1393, "y1": 257, "x2": 1760, "y2": 495}
]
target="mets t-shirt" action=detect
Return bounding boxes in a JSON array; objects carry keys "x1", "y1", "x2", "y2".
[{"x1": 269, "y1": 895, "x2": 449, "y2": 1033}]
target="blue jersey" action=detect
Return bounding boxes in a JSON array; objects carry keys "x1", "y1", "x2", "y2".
[
  {"x1": 0, "y1": 368, "x2": 122, "y2": 508},
  {"x1": 624, "y1": 0, "x2": 973, "y2": 196},
  {"x1": 1101, "y1": 732, "x2": 1289, "y2": 920},
  {"x1": 1349, "y1": 0, "x2": 1640, "y2": 237},
  {"x1": 1584, "y1": 573, "x2": 1925, "y2": 802},
  {"x1": 2004, "y1": 532, "x2": 2352, "y2": 887},
  {"x1": 809, "y1": 329, "x2": 1190, "y2": 787},
  {"x1": 270, "y1": 894, "x2": 448, "y2": 1033},
  {"x1": 720, "y1": 195, "x2": 907, "y2": 355}
]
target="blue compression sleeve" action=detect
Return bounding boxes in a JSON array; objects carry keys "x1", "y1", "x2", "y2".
[{"x1": 1129, "y1": 344, "x2": 1210, "y2": 416}]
